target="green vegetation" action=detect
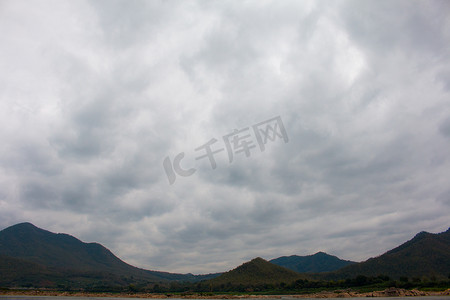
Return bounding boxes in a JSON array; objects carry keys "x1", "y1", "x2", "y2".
[{"x1": 18, "y1": 275, "x2": 447, "y2": 294}]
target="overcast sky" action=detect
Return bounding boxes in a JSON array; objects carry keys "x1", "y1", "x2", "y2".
[{"x1": 1, "y1": 0, "x2": 449, "y2": 274}]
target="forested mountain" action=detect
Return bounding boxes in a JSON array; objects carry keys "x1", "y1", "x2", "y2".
[
  {"x1": 0, "y1": 222, "x2": 217, "y2": 288},
  {"x1": 206, "y1": 257, "x2": 305, "y2": 288},
  {"x1": 270, "y1": 251, "x2": 355, "y2": 273},
  {"x1": 322, "y1": 228, "x2": 450, "y2": 280}
]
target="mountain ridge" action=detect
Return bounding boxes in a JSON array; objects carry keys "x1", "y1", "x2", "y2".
[
  {"x1": 320, "y1": 227, "x2": 450, "y2": 280},
  {"x1": 0, "y1": 222, "x2": 153, "y2": 274},
  {"x1": 270, "y1": 251, "x2": 356, "y2": 273},
  {"x1": 1, "y1": 222, "x2": 449, "y2": 289},
  {"x1": 0, "y1": 222, "x2": 219, "y2": 288},
  {"x1": 206, "y1": 257, "x2": 305, "y2": 288}
]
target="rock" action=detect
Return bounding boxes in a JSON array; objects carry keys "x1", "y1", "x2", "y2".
[{"x1": 336, "y1": 292, "x2": 351, "y2": 298}]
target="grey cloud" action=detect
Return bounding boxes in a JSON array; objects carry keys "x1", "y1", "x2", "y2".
[
  {"x1": 89, "y1": 0, "x2": 179, "y2": 48},
  {"x1": 339, "y1": 0, "x2": 449, "y2": 57},
  {"x1": 439, "y1": 116, "x2": 450, "y2": 138},
  {"x1": 21, "y1": 180, "x2": 59, "y2": 210},
  {"x1": 1, "y1": 142, "x2": 62, "y2": 176},
  {"x1": 437, "y1": 71, "x2": 450, "y2": 92},
  {"x1": 1, "y1": 0, "x2": 449, "y2": 274}
]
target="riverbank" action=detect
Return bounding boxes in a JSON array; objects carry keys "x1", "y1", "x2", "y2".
[{"x1": 1, "y1": 287, "x2": 450, "y2": 298}]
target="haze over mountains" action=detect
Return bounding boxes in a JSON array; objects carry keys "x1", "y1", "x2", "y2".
[{"x1": 0, "y1": 222, "x2": 449, "y2": 289}]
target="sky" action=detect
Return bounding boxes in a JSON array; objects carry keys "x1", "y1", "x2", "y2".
[{"x1": 1, "y1": 0, "x2": 449, "y2": 274}]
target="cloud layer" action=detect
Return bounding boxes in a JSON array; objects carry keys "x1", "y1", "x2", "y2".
[{"x1": 1, "y1": 0, "x2": 449, "y2": 273}]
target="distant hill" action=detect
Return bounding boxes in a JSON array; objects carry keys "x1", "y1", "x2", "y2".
[
  {"x1": 206, "y1": 257, "x2": 305, "y2": 288},
  {"x1": 323, "y1": 228, "x2": 450, "y2": 280},
  {"x1": 270, "y1": 252, "x2": 355, "y2": 273},
  {"x1": 0, "y1": 222, "x2": 218, "y2": 288}
]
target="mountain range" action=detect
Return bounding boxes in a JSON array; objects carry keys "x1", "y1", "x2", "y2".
[{"x1": 0, "y1": 222, "x2": 449, "y2": 289}]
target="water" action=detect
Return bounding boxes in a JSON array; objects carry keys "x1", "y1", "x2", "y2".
[{"x1": 0, "y1": 297, "x2": 449, "y2": 300}]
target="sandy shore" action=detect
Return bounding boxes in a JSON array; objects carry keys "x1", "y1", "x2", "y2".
[{"x1": 1, "y1": 288, "x2": 450, "y2": 298}]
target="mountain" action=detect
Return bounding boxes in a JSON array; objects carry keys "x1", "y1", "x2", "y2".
[
  {"x1": 0, "y1": 254, "x2": 51, "y2": 286},
  {"x1": 323, "y1": 228, "x2": 450, "y2": 280},
  {"x1": 206, "y1": 257, "x2": 305, "y2": 288},
  {"x1": 0, "y1": 222, "x2": 155, "y2": 276},
  {"x1": 0, "y1": 222, "x2": 218, "y2": 288},
  {"x1": 270, "y1": 252, "x2": 355, "y2": 273}
]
